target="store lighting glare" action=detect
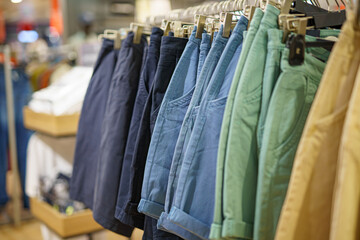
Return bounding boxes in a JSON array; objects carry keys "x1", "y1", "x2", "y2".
[
  {"x1": 11, "y1": 0, "x2": 23, "y2": 3},
  {"x1": 18, "y1": 30, "x2": 38, "y2": 43}
]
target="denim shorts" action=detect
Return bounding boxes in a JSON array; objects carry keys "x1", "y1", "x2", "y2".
[
  {"x1": 156, "y1": 32, "x2": 211, "y2": 240},
  {"x1": 131, "y1": 35, "x2": 187, "y2": 240},
  {"x1": 92, "y1": 32, "x2": 147, "y2": 235},
  {"x1": 166, "y1": 17, "x2": 248, "y2": 240},
  {"x1": 114, "y1": 27, "x2": 164, "y2": 229},
  {"x1": 157, "y1": 28, "x2": 228, "y2": 238},
  {"x1": 138, "y1": 29, "x2": 202, "y2": 219},
  {"x1": 70, "y1": 39, "x2": 119, "y2": 209}
]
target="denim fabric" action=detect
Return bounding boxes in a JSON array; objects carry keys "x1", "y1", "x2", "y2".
[
  {"x1": 93, "y1": 32, "x2": 147, "y2": 235},
  {"x1": 255, "y1": 37, "x2": 335, "y2": 240},
  {"x1": 166, "y1": 17, "x2": 248, "y2": 240},
  {"x1": 222, "y1": 5, "x2": 280, "y2": 239},
  {"x1": 153, "y1": 32, "x2": 210, "y2": 240},
  {"x1": 131, "y1": 35, "x2": 187, "y2": 240},
  {"x1": 0, "y1": 67, "x2": 32, "y2": 208},
  {"x1": 126, "y1": 35, "x2": 188, "y2": 215},
  {"x1": 138, "y1": 29, "x2": 201, "y2": 219},
  {"x1": 115, "y1": 27, "x2": 164, "y2": 229},
  {"x1": 159, "y1": 29, "x2": 228, "y2": 237},
  {"x1": 70, "y1": 39, "x2": 119, "y2": 209},
  {"x1": 211, "y1": 10, "x2": 264, "y2": 240},
  {"x1": 0, "y1": 65, "x2": 32, "y2": 208}
]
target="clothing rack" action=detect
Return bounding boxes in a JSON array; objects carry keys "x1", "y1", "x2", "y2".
[
  {"x1": 145, "y1": 0, "x2": 357, "y2": 26},
  {"x1": 0, "y1": 45, "x2": 21, "y2": 226},
  {"x1": 146, "y1": 0, "x2": 257, "y2": 26}
]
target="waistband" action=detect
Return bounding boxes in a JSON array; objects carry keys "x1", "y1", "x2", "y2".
[
  {"x1": 160, "y1": 35, "x2": 188, "y2": 53},
  {"x1": 232, "y1": 15, "x2": 249, "y2": 35},
  {"x1": 188, "y1": 26, "x2": 202, "y2": 46},
  {"x1": 122, "y1": 32, "x2": 147, "y2": 52},
  {"x1": 148, "y1": 27, "x2": 164, "y2": 55},
  {"x1": 213, "y1": 25, "x2": 229, "y2": 46},
  {"x1": 249, "y1": 8, "x2": 264, "y2": 31},
  {"x1": 200, "y1": 33, "x2": 211, "y2": 51},
  {"x1": 101, "y1": 38, "x2": 115, "y2": 50},
  {"x1": 261, "y1": 4, "x2": 280, "y2": 28}
]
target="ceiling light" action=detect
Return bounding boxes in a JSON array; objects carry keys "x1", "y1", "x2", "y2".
[{"x1": 11, "y1": 0, "x2": 23, "y2": 3}]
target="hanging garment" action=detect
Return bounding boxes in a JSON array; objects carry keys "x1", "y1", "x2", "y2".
[
  {"x1": 256, "y1": 29, "x2": 285, "y2": 152},
  {"x1": 155, "y1": 31, "x2": 211, "y2": 240},
  {"x1": 330, "y1": 48, "x2": 360, "y2": 240},
  {"x1": 255, "y1": 36, "x2": 334, "y2": 240},
  {"x1": 115, "y1": 27, "x2": 164, "y2": 229},
  {"x1": 92, "y1": 32, "x2": 147, "y2": 235},
  {"x1": 275, "y1": 12, "x2": 360, "y2": 240},
  {"x1": 70, "y1": 39, "x2": 119, "y2": 209},
  {"x1": 158, "y1": 28, "x2": 229, "y2": 240},
  {"x1": 157, "y1": 32, "x2": 212, "y2": 239},
  {"x1": 137, "y1": 28, "x2": 203, "y2": 240},
  {"x1": 210, "y1": 9, "x2": 264, "y2": 240},
  {"x1": 0, "y1": 66, "x2": 32, "y2": 208},
  {"x1": 165, "y1": 16, "x2": 248, "y2": 240},
  {"x1": 130, "y1": 34, "x2": 188, "y2": 240},
  {"x1": 221, "y1": 5, "x2": 280, "y2": 239}
]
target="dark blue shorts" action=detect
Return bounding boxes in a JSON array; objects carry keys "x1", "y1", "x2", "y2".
[
  {"x1": 92, "y1": 32, "x2": 147, "y2": 236},
  {"x1": 114, "y1": 27, "x2": 163, "y2": 230},
  {"x1": 70, "y1": 38, "x2": 119, "y2": 209}
]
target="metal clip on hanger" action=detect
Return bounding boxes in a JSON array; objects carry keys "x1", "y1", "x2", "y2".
[
  {"x1": 130, "y1": 23, "x2": 152, "y2": 44},
  {"x1": 195, "y1": 15, "x2": 207, "y2": 38},
  {"x1": 99, "y1": 29, "x2": 121, "y2": 49},
  {"x1": 222, "y1": 13, "x2": 234, "y2": 37}
]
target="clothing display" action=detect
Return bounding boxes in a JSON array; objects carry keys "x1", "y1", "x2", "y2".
[
  {"x1": 93, "y1": 32, "x2": 147, "y2": 236},
  {"x1": 275, "y1": 11, "x2": 360, "y2": 240},
  {"x1": 28, "y1": 66, "x2": 93, "y2": 115},
  {"x1": 30, "y1": 2, "x2": 357, "y2": 240}
]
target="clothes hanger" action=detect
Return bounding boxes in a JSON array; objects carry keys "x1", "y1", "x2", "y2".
[
  {"x1": 99, "y1": 29, "x2": 122, "y2": 49},
  {"x1": 130, "y1": 23, "x2": 152, "y2": 44},
  {"x1": 286, "y1": 17, "x2": 336, "y2": 66},
  {"x1": 292, "y1": 0, "x2": 346, "y2": 28}
]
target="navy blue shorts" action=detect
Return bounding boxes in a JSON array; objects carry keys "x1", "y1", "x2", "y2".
[
  {"x1": 114, "y1": 27, "x2": 163, "y2": 229},
  {"x1": 92, "y1": 32, "x2": 147, "y2": 236},
  {"x1": 70, "y1": 39, "x2": 119, "y2": 209}
]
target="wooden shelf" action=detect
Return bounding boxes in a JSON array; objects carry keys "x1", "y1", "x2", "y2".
[
  {"x1": 30, "y1": 198, "x2": 103, "y2": 238},
  {"x1": 23, "y1": 107, "x2": 79, "y2": 137}
]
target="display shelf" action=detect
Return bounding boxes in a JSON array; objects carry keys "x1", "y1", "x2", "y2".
[
  {"x1": 23, "y1": 107, "x2": 79, "y2": 137},
  {"x1": 30, "y1": 197, "x2": 103, "y2": 238}
]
